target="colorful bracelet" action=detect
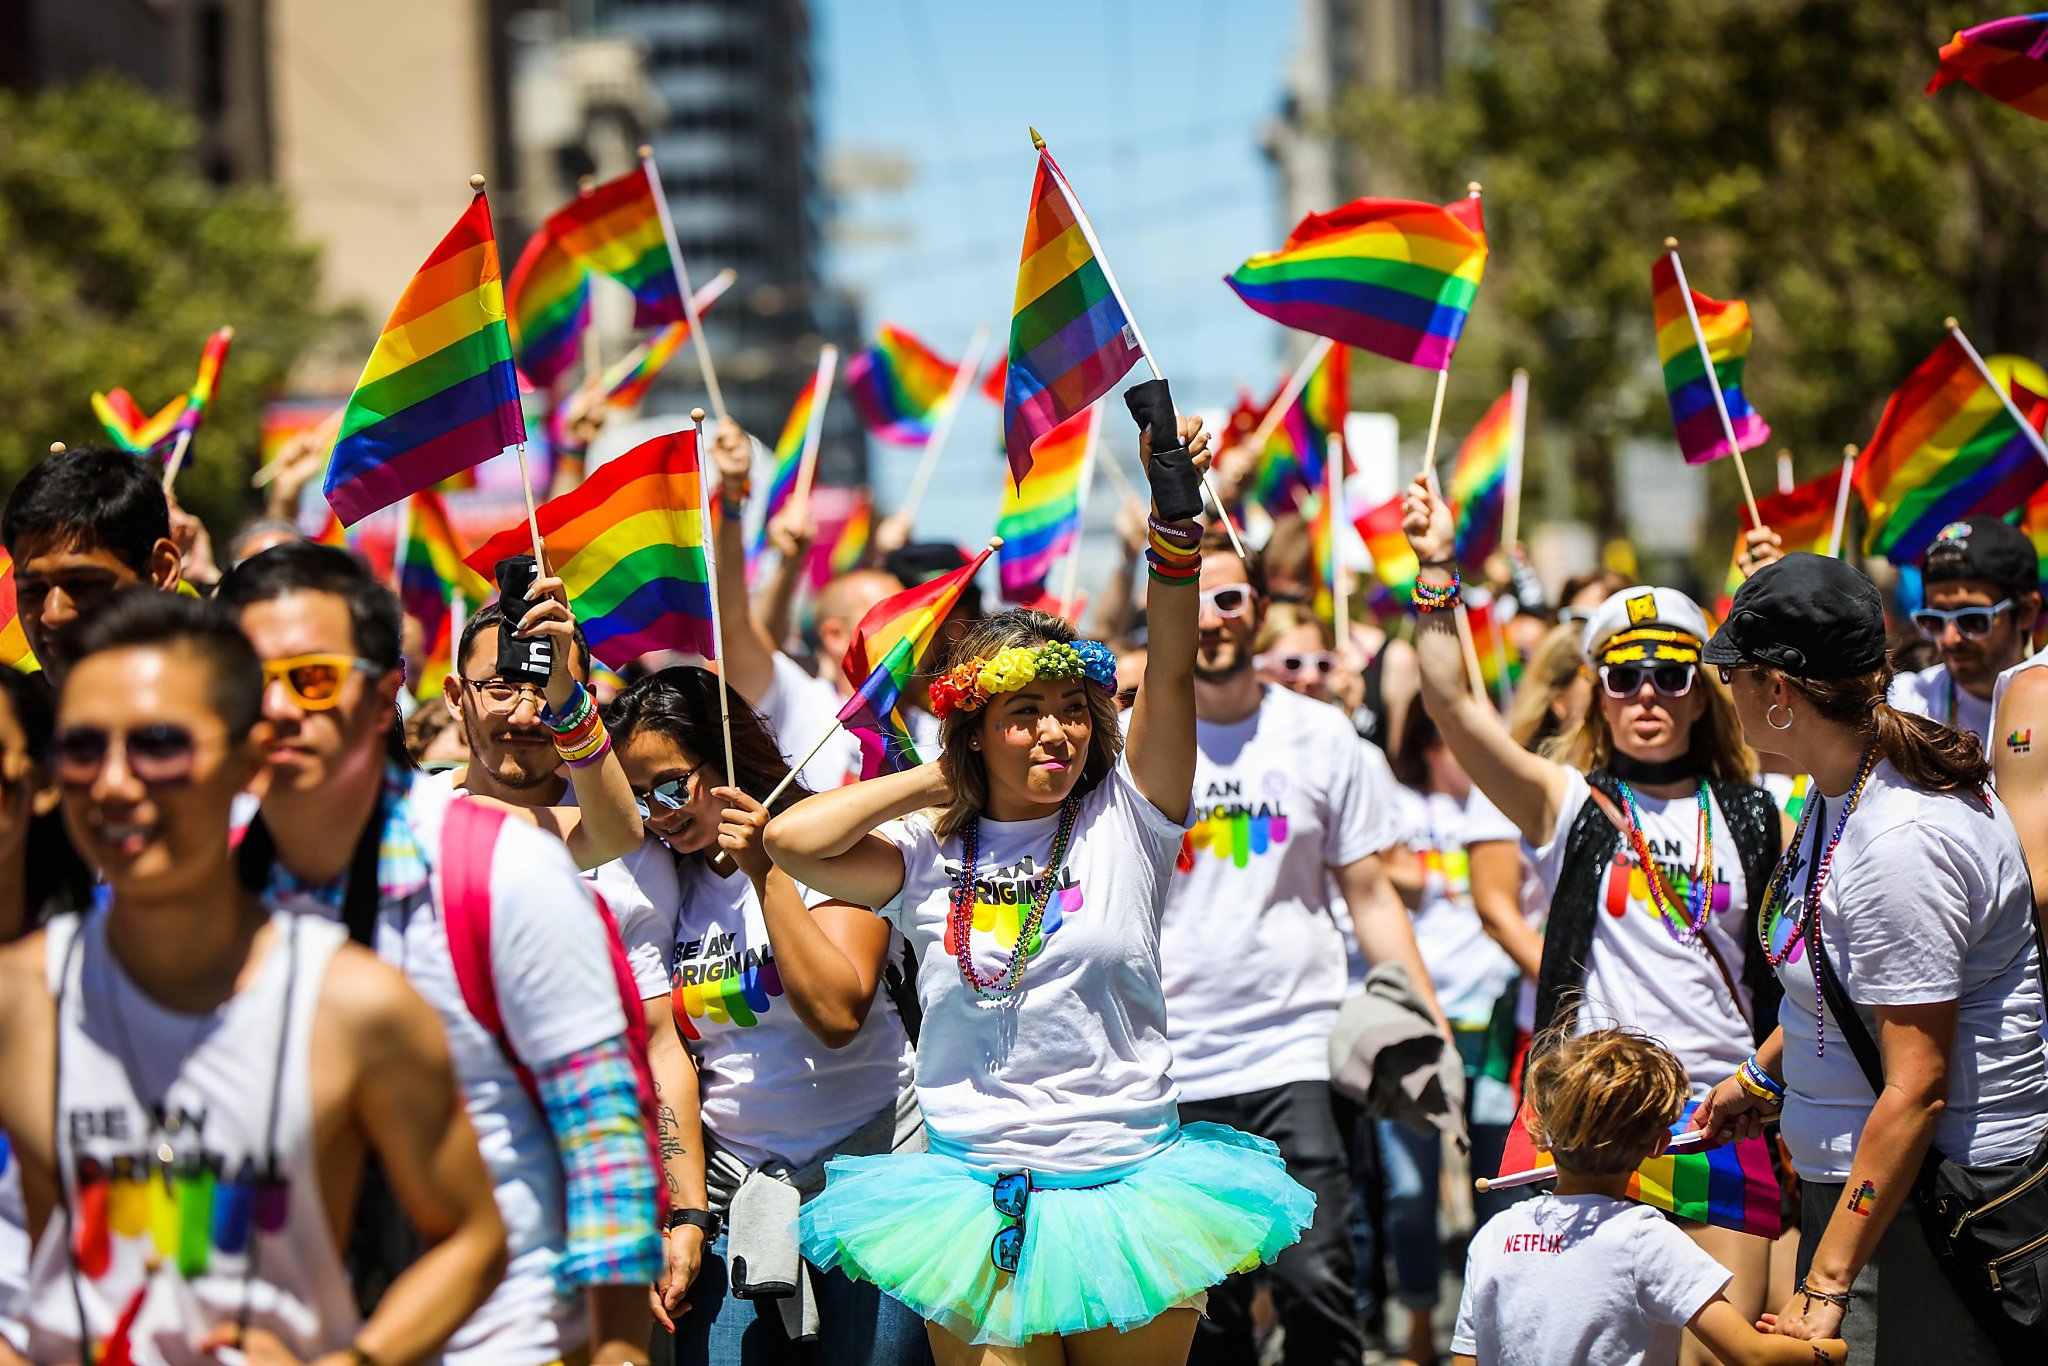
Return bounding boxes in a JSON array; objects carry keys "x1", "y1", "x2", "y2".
[
  {"x1": 1145, "y1": 529, "x2": 1201, "y2": 586},
  {"x1": 1146, "y1": 513, "x2": 1201, "y2": 551},
  {"x1": 553, "y1": 708, "x2": 611, "y2": 767},
  {"x1": 1736, "y1": 1055, "x2": 1785, "y2": 1104},
  {"x1": 1411, "y1": 569, "x2": 1462, "y2": 613},
  {"x1": 541, "y1": 682, "x2": 593, "y2": 734}
]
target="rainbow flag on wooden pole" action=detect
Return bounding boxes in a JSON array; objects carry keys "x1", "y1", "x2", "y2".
[
  {"x1": 754, "y1": 346, "x2": 840, "y2": 557},
  {"x1": 1448, "y1": 379, "x2": 1517, "y2": 566},
  {"x1": 1655, "y1": 239, "x2": 1767, "y2": 527},
  {"x1": 598, "y1": 269, "x2": 735, "y2": 411}
]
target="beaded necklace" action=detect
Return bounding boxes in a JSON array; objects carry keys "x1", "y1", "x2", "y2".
[
  {"x1": 949, "y1": 796, "x2": 1082, "y2": 999},
  {"x1": 1613, "y1": 778, "x2": 1715, "y2": 947},
  {"x1": 1754, "y1": 747, "x2": 1879, "y2": 1055}
]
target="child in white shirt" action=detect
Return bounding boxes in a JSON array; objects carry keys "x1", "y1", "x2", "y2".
[{"x1": 1452, "y1": 1029, "x2": 1845, "y2": 1366}]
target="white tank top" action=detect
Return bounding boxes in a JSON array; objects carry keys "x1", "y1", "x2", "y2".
[{"x1": 24, "y1": 907, "x2": 358, "y2": 1365}]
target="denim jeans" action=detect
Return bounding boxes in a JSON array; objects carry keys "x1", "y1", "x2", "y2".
[
  {"x1": 660, "y1": 1230, "x2": 930, "y2": 1366},
  {"x1": 1374, "y1": 1116, "x2": 1516, "y2": 1312}
]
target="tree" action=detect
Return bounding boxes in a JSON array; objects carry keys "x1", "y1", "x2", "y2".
[
  {"x1": 0, "y1": 76, "x2": 339, "y2": 532},
  {"x1": 1338, "y1": 2, "x2": 2048, "y2": 583}
]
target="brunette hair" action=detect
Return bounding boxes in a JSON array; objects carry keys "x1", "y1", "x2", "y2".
[
  {"x1": 933, "y1": 609, "x2": 1120, "y2": 840},
  {"x1": 1504, "y1": 623, "x2": 1586, "y2": 758},
  {"x1": 1254, "y1": 600, "x2": 1331, "y2": 654},
  {"x1": 1790, "y1": 667, "x2": 1989, "y2": 793},
  {"x1": 0, "y1": 668, "x2": 92, "y2": 925},
  {"x1": 1390, "y1": 700, "x2": 1441, "y2": 790},
  {"x1": 606, "y1": 666, "x2": 812, "y2": 815},
  {"x1": 1559, "y1": 567, "x2": 1630, "y2": 613},
  {"x1": 1259, "y1": 515, "x2": 1312, "y2": 602},
  {"x1": 1522, "y1": 1024, "x2": 1689, "y2": 1175},
  {"x1": 1201, "y1": 526, "x2": 1267, "y2": 599}
]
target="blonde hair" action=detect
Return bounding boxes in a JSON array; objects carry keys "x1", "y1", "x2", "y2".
[
  {"x1": 932, "y1": 609, "x2": 1122, "y2": 839},
  {"x1": 1553, "y1": 649, "x2": 1756, "y2": 784},
  {"x1": 1255, "y1": 601, "x2": 1332, "y2": 653},
  {"x1": 1523, "y1": 1025, "x2": 1689, "y2": 1174},
  {"x1": 1504, "y1": 623, "x2": 1586, "y2": 757}
]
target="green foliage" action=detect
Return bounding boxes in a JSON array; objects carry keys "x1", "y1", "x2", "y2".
[
  {"x1": 0, "y1": 76, "x2": 337, "y2": 531},
  {"x1": 1337, "y1": 2, "x2": 2048, "y2": 577}
]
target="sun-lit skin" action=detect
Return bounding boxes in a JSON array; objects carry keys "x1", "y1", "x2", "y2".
[
  {"x1": 1920, "y1": 579, "x2": 2038, "y2": 697},
  {"x1": 971, "y1": 676, "x2": 1094, "y2": 820},
  {"x1": 1260, "y1": 619, "x2": 1338, "y2": 703},
  {"x1": 618, "y1": 728, "x2": 723, "y2": 857},
  {"x1": 446, "y1": 621, "x2": 590, "y2": 794},
  {"x1": 238, "y1": 591, "x2": 402, "y2": 799},
  {"x1": 1194, "y1": 552, "x2": 1258, "y2": 684},
  {"x1": 12, "y1": 536, "x2": 176, "y2": 678},
  {"x1": 1600, "y1": 661, "x2": 1707, "y2": 765}
]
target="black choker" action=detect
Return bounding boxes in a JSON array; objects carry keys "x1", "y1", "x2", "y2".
[{"x1": 1608, "y1": 751, "x2": 1703, "y2": 785}]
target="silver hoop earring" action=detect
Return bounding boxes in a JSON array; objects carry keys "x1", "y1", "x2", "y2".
[{"x1": 1766, "y1": 703, "x2": 1794, "y2": 731}]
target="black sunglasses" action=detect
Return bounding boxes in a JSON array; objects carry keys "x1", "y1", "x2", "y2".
[
  {"x1": 52, "y1": 723, "x2": 205, "y2": 787},
  {"x1": 1598, "y1": 663, "x2": 1695, "y2": 700}
]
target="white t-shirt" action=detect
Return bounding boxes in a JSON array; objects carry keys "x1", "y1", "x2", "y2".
[
  {"x1": 756, "y1": 651, "x2": 864, "y2": 793},
  {"x1": 1452, "y1": 1194, "x2": 1731, "y2": 1366},
  {"x1": 1461, "y1": 787, "x2": 1546, "y2": 1033},
  {"x1": 1890, "y1": 662, "x2": 1993, "y2": 750},
  {"x1": 300, "y1": 772, "x2": 629, "y2": 1366},
  {"x1": 1160, "y1": 687, "x2": 1401, "y2": 1100},
  {"x1": 879, "y1": 757, "x2": 1189, "y2": 1174},
  {"x1": 1399, "y1": 786, "x2": 1520, "y2": 1025},
  {"x1": 669, "y1": 858, "x2": 913, "y2": 1170},
  {"x1": 0, "y1": 1139, "x2": 24, "y2": 1353},
  {"x1": 1767, "y1": 762, "x2": 2048, "y2": 1181},
  {"x1": 528, "y1": 773, "x2": 687, "y2": 1003},
  {"x1": 1528, "y1": 770, "x2": 1755, "y2": 1097}
]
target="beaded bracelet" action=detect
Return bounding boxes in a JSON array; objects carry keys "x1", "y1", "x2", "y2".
[{"x1": 1411, "y1": 568, "x2": 1462, "y2": 613}]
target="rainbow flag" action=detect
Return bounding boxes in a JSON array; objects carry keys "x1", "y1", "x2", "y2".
[
  {"x1": 324, "y1": 192, "x2": 526, "y2": 526},
  {"x1": 465, "y1": 430, "x2": 714, "y2": 669},
  {"x1": 1250, "y1": 346, "x2": 1351, "y2": 516},
  {"x1": 599, "y1": 271, "x2": 733, "y2": 410},
  {"x1": 1465, "y1": 590, "x2": 1518, "y2": 695},
  {"x1": 1929, "y1": 14, "x2": 2048, "y2": 121},
  {"x1": 92, "y1": 326, "x2": 233, "y2": 457},
  {"x1": 805, "y1": 486, "x2": 874, "y2": 591},
  {"x1": 1652, "y1": 251, "x2": 1769, "y2": 465},
  {"x1": 2022, "y1": 482, "x2": 2048, "y2": 591},
  {"x1": 1226, "y1": 194, "x2": 1488, "y2": 371},
  {"x1": 173, "y1": 327, "x2": 232, "y2": 442},
  {"x1": 544, "y1": 161, "x2": 684, "y2": 328},
  {"x1": 398, "y1": 489, "x2": 489, "y2": 697},
  {"x1": 1450, "y1": 386, "x2": 1515, "y2": 565},
  {"x1": 1354, "y1": 493, "x2": 1419, "y2": 600},
  {"x1": 836, "y1": 546, "x2": 995, "y2": 780},
  {"x1": 1308, "y1": 489, "x2": 1336, "y2": 596},
  {"x1": 1497, "y1": 1097, "x2": 1782, "y2": 1239},
  {"x1": 1855, "y1": 331, "x2": 2048, "y2": 565},
  {"x1": 1716, "y1": 466, "x2": 1844, "y2": 615},
  {"x1": 846, "y1": 324, "x2": 960, "y2": 445},
  {"x1": 0, "y1": 550, "x2": 40, "y2": 674},
  {"x1": 1001, "y1": 144, "x2": 1144, "y2": 487},
  {"x1": 756, "y1": 361, "x2": 832, "y2": 556},
  {"x1": 506, "y1": 226, "x2": 590, "y2": 388},
  {"x1": 997, "y1": 407, "x2": 1093, "y2": 602}
]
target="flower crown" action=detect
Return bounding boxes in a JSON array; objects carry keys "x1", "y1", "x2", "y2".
[{"x1": 928, "y1": 639, "x2": 1119, "y2": 720}]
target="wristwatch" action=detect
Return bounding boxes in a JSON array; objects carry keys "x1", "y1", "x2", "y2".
[{"x1": 667, "y1": 1207, "x2": 721, "y2": 1238}]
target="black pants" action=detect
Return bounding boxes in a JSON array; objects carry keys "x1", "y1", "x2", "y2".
[{"x1": 1181, "y1": 1080, "x2": 1363, "y2": 1366}]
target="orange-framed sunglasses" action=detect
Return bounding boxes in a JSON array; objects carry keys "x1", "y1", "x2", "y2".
[{"x1": 262, "y1": 654, "x2": 385, "y2": 711}]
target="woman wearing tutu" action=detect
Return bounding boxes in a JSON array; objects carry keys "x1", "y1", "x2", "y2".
[{"x1": 763, "y1": 416, "x2": 1313, "y2": 1363}]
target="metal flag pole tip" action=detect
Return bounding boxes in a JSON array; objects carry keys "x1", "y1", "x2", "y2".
[
  {"x1": 1029, "y1": 126, "x2": 1045, "y2": 150},
  {"x1": 1664, "y1": 235, "x2": 1679, "y2": 250},
  {"x1": 468, "y1": 174, "x2": 486, "y2": 192}
]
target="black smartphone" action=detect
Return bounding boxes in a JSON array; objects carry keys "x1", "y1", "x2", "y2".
[{"x1": 494, "y1": 555, "x2": 553, "y2": 685}]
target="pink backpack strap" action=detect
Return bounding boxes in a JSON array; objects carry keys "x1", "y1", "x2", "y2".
[{"x1": 441, "y1": 798, "x2": 535, "y2": 1098}]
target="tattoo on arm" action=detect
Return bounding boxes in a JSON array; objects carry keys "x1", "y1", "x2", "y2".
[
  {"x1": 1847, "y1": 1179, "x2": 1875, "y2": 1216},
  {"x1": 657, "y1": 1103, "x2": 685, "y2": 1162}
]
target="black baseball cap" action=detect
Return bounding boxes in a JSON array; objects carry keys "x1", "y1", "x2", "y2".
[
  {"x1": 1702, "y1": 552, "x2": 1887, "y2": 680},
  {"x1": 1921, "y1": 517, "x2": 2041, "y2": 598}
]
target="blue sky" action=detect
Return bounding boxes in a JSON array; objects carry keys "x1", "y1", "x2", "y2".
[{"x1": 813, "y1": 0, "x2": 1298, "y2": 535}]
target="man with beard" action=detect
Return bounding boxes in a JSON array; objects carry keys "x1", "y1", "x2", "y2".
[
  {"x1": 1158, "y1": 529, "x2": 1445, "y2": 1366},
  {"x1": 1887, "y1": 517, "x2": 2042, "y2": 750}
]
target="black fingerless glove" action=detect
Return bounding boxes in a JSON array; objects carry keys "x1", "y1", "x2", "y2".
[{"x1": 1123, "y1": 378, "x2": 1202, "y2": 523}]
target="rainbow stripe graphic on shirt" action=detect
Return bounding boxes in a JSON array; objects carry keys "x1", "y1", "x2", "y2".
[
  {"x1": 1601, "y1": 851, "x2": 1733, "y2": 931},
  {"x1": 670, "y1": 929, "x2": 784, "y2": 1038},
  {"x1": 1422, "y1": 846, "x2": 1471, "y2": 899},
  {"x1": 67, "y1": 1143, "x2": 290, "y2": 1282},
  {"x1": 1177, "y1": 803, "x2": 1291, "y2": 873},
  {"x1": 942, "y1": 856, "x2": 1085, "y2": 954}
]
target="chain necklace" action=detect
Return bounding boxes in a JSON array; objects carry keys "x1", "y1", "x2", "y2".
[
  {"x1": 949, "y1": 796, "x2": 1082, "y2": 999},
  {"x1": 1613, "y1": 778, "x2": 1715, "y2": 947},
  {"x1": 1755, "y1": 747, "x2": 1879, "y2": 1055}
]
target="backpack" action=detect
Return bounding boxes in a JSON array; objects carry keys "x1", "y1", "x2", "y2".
[{"x1": 439, "y1": 797, "x2": 670, "y2": 1222}]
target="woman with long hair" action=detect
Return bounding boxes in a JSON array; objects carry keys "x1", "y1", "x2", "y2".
[
  {"x1": 1502, "y1": 622, "x2": 1593, "y2": 759},
  {"x1": 762, "y1": 419, "x2": 1311, "y2": 1364},
  {"x1": 605, "y1": 667, "x2": 927, "y2": 1365},
  {"x1": 1400, "y1": 477, "x2": 1786, "y2": 1350},
  {"x1": 1694, "y1": 553, "x2": 2048, "y2": 1362}
]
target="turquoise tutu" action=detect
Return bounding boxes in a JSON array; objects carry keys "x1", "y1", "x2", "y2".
[{"x1": 795, "y1": 1121, "x2": 1314, "y2": 1346}]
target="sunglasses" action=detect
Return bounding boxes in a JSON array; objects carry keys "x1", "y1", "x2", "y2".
[
  {"x1": 991, "y1": 1170, "x2": 1030, "y2": 1273},
  {"x1": 1598, "y1": 663, "x2": 1696, "y2": 699},
  {"x1": 461, "y1": 676, "x2": 550, "y2": 714},
  {"x1": 263, "y1": 654, "x2": 384, "y2": 711},
  {"x1": 1256, "y1": 650, "x2": 1338, "y2": 679},
  {"x1": 1197, "y1": 585, "x2": 1254, "y2": 619},
  {"x1": 632, "y1": 769, "x2": 701, "y2": 822},
  {"x1": 1911, "y1": 599, "x2": 2012, "y2": 642},
  {"x1": 52, "y1": 723, "x2": 211, "y2": 788}
]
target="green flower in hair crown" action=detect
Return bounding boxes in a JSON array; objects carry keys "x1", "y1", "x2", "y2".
[{"x1": 929, "y1": 639, "x2": 1118, "y2": 719}]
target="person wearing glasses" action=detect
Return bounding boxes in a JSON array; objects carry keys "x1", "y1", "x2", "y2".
[
  {"x1": 1401, "y1": 477, "x2": 1788, "y2": 1357},
  {"x1": 1883, "y1": 518, "x2": 2042, "y2": 750},
  {"x1": 602, "y1": 667, "x2": 925, "y2": 1365},
  {"x1": 218, "y1": 545, "x2": 666, "y2": 1366},
  {"x1": 0, "y1": 589, "x2": 509, "y2": 1365}
]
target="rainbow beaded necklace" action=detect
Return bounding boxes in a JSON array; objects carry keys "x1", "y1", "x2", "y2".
[
  {"x1": 1613, "y1": 778, "x2": 1715, "y2": 946},
  {"x1": 1755, "y1": 747, "x2": 1879, "y2": 1056},
  {"x1": 949, "y1": 795, "x2": 1082, "y2": 999}
]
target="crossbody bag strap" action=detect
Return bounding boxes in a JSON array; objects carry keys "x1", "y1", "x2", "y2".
[{"x1": 1800, "y1": 789, "x2": 1888, "y2": 1097}]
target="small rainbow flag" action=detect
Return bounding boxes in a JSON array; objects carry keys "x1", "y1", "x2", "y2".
[
  {"x1": 1449, "y1": 386, "x2": 1516, "y2": 566},
  {"x1": 174, "y1": 327, "x2": 232, "y2": 442},
  {"x1": 1001, "y1": 142, "x2": 1144, "y2": 487},
  {"x1": 846, "y1": 324, "x2": 960, "y2": 445},
  {"x1": 1308, "y1": 489, "x2": 1336, "y2": 597},
  {"x1": 1226, "y1": 194, "x2": 1488, "y2": 371},
  {"x1": 837, "y1": 545, "x2": 994, "y2": 780},
  {"x1": 1929, "y1": 14, "x2": 2048, "y2": 121},
  {"x1": 1250, "y1": 345, "x2": 1351, "y2": 516},
  {"x1": 1354, "y1": 493, "x2": 1419, "y2": 600},
  {"x1": 805, "y1": 486, "x2": 874, "y2": 591},
  {"x1": 0, "y1": 550, "x2": 40, "y2": 674},
  {"x1": 398, "y1": 489, "x2": 490, "y2": 697},
  {"x1": 599, "y1": 270, "x2": 733, "y2": 410},
  {"x1": 1497, "y1": 1097, "x2": 1782, "y2": 1240},
  {"x1": 506, "y1": 226, "x2": 590, "y2": 388},
  {"x1": 92, "y1": 327, "x2": 234, "y2": 457},
  {"x1": 466, "y1": 430, "x2": 714, "y2": 669},
  {"x1": 1652, "y1": 250, "x2": 1769, "y2": 465},
  {"x1": 1855, "y1": 330, "x2": 2048, "y2": 565},
  {"x1": 325, "y1": 191, "x2": 526, "y2": 526},
  {"x1": 1716, "y1": 466, "x2": 1844, "y2": 615},
  {"x1": 997, "y1": 407, "x2": 1094, "y2": 602},
  {"x1": 544, "y1": 161, "x2": 684, "y2": 328},
  {"x1": 1465, "y1": 590, "x2": 1518, "y2": 695},
  {"x1": 2021, "y1": 483, "x2": 2048, "y2": 591},
  {"x1": 755, "y1": 352, "x2": 838, "y2": 555}
]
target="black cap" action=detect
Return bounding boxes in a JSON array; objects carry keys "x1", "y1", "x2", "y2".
[
  {"x1": 1702, "y1": 552, "x2": 1887, "y2": 679},
  {"x1": 1921, "y1": 516, "x2": 2041, "y2": 598},
  {"x1": 883, "y1": 542, "x2": 984, "y2": 618}
]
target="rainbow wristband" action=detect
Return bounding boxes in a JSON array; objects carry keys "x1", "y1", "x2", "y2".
[
  {"x1": 554, "y1": 709, "x2": 610, "y2": 766},
  {"x1": 1411, "y1": 568, "x2": 1462, "y2": 613},
  {"x1": 542, "y1": 682, "x2": 594, "y2": 734}
]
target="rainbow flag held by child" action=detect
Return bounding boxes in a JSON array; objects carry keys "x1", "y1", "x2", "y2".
[
  {"x1": 397, "y1": 489, "x2": 490, "y2": 697},
  {"x1": 847, "y1": 324, "x2": 961, "y2": 445},
  {"x1": 1652, "y1": 251, "x2": 1769, "y2": 465},
  {"x1": 466, "y1": 430, "x2": 714, "y2": 669},
  {"x1": 1449, "y1": 385, "x2": 1514, "y2": 565},
  {"x1": 544, "y1": 161, "x2": 684, "y2": 328},
  {"x1": 506, "y1": 228, "x2": 590, "y2": 388},
  {"x1": 996, "y1": 407, "x2": 1093, "y2": 602},
  {"x1": 1929, "y1": 13, "x2": 2048, "y2": 121},
  {"x1": 837, "y1": 546, "x2": 995, "y2": 780},
  {"x1": 0, "y1": 550, "x2": 40, "y2": 674},
  {"x1": 1226, "y1": 194, "x2": 1488, "y2": 371}
]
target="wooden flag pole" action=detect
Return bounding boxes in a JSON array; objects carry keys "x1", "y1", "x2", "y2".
[
  {"x1": 1327, "y1": 434, "x2": 1351, "y2": 655},
  {"x1": 791, "y1": 343, "x2": 840, "y2": 517},
  {"x1": 1032, "y1": 127, "x2": 1246, "y2": 559},
  {"x1": 644, "y1": 147, "x2": 727, "y2": 422},
  {"x1": 161, "y1": 324, "x2": 233, "y2": 494},
  {"x1": 1663, "y1": 238, "x2": 1763, "y2": 529},
  {"x1": 1776, "y1": 448, "x2": 1795, "y2": 496},
  {"x1": 693, "y1": 408, "x2": 737, "y2": 786},
  {"x1": 1502, "y1": 367, "x2": 1529, "y2": 549},
  {"x1": 252, "y1": 406, "x2": 345, "y2": 488},
  {"x1": 1948, "y1": 316, "x2": 2048, "y2": 471},
  {"x1": 457, "y1": 174, "x2": 548, "y2": 569},
  {"x1": 1828, "y1": 444, "x2": 1859, "y2": 559},
  {"x1": 1418, "y1": 183, "x2": 1482, "y2": 483},
  {"x1": 1243, "y1": 337, "x2": 1335, "y2": 457},
  {"x1": 1056, "y1": 404, "x2": 1104, "y2": 614},
  {"x1": 897, "y1": 325, "x2": 990, "y2": 525}
]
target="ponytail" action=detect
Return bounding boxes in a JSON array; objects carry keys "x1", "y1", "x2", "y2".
[{"x1": 1795, "y1": 669, "x2": 1990, "y2": 794}]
